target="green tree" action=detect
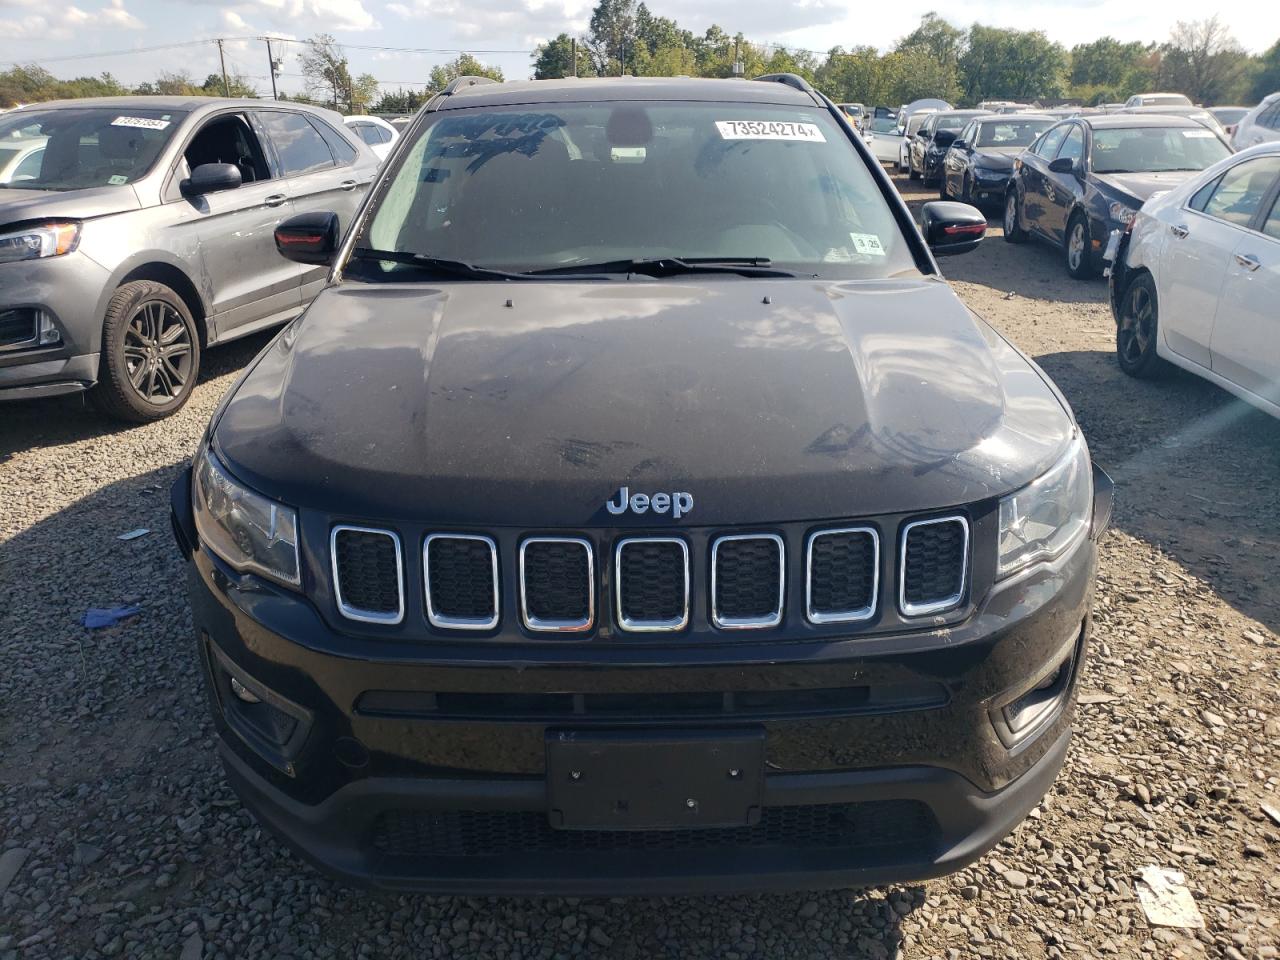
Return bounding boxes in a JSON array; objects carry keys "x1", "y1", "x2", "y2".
[
  {"x1": 1158, "y1": 17, "x2": 1251, "y2": 104},
  {"x1": 350, "y1": 73, "x2": 380, "y2": 112},
  {"x1": 898, "y1": 13, "x2": 965, "y2": 76},
  {"x1": 300, "y1": 34, "x2": 354, "y2": 109},
  {"x1": 532, "y1": 33, "x2": 593, "y2": 79},
  {"x1": 1252, "y1": 40, "x2": 1280, "y2": 103},
  {"x1": 370, "y1": 89, "x2": 428, "y2": 113},
  {"x1": 586, "y1": 0, "x2": 637, "y2": 76},
  {"x1": 960, "y1": 25, "x2": 1067, "y2": 103},
  {"x1": 427, "y1": 53, "x2": 504, "y2": 91}
]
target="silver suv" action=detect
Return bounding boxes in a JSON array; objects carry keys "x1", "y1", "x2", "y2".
[
  {"x1": 1231, "y1": 92, "x2": 1280, "y2": 151},
  {"x1": 0, "y1": 97, "x2": 379, "y2": 420}
]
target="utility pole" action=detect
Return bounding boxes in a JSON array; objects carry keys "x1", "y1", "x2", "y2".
[
  {"x1": 216, "y1": 39, "x2": 230, "y2": 97},
  {"x1": 265, "y1": 38, "x2": 279, "y2": 100},
  {"x1": 571, "y1": 38, "x2": 577, "y2": 77}
]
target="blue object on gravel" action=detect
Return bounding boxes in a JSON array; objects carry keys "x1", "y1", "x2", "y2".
[{"x1": 82, "y1": 605, "x2": 142, "y2": 628}]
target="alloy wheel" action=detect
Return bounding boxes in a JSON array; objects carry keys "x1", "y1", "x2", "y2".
[
  {"x1": 1119, "y1": 284, "x2": 1155, "y2": 364},
  {"x1": 1004, "y1": 193, "x2": 1017, "y2": 234},
  {"x1": 122, "y1": 301, "x2": 193, "y2": 405},
  {"x1": 1068, "y1": 222, "x2": 1086, "y2": 272}
]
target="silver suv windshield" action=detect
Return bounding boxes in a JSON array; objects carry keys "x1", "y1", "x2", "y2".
[
  {"x1": 0, "y1": 107, "x2": 185, "y2": 191},
  {"x1": 350, "y1": 101, "x2": 917, "y2": 280}
]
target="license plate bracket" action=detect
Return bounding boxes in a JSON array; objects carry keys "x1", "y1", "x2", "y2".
[{"x1": 546, "y1": 729, "x2": 765, "y2": 831}]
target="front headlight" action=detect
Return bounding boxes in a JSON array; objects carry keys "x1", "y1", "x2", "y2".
[
  {"x1": 1108, "y1": 202, "x2": 1136, "y2": 226},
  {"x1": 193, "y1": 447, "x2": 300, "y2": 587},
  {"x1": 997, "y1": 435, "x2": 1092, "y2": 577},
  {"x1": 0, "y1": 222, "x2": 80, "y2": 265}
]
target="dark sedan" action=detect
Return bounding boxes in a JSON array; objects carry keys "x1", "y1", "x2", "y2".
[
  {"x1": 1003, "y1": 115, "x2": 1233, "y2": 279},
  {"x1": 941, "y1": 115, "x2": 1056, "y2": 209},
  {"x1": 908, "y1": 110, "x2": 990, "y2": 186}
]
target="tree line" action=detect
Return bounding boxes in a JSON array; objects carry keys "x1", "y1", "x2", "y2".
[
  {"x1": 3, "y1": 10, "x2": 1278, "y2": 114},
  {"x1": 534, "y1": 6, "x2": 1280, "y2": 107}
]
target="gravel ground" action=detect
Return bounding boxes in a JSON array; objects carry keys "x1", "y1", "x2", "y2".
[{"x1": 1, "y1": 171, "x2": 1277, "y2": 959}]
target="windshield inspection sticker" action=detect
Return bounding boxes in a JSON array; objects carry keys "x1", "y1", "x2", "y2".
[
  {"x1": 107, "y1": 175, "x2": 128, "y2": 185},
  {"x1": 1180, "y1": 129, "x2": 1215, "y2": 138},
  {"x1": 849, "y1": 233, "x2": 886, "y2": 256},
  {"x1": 715, "y1": 120, "x2": 826, "y2": 142},
  {"x1": 111, "y1": 116, "x2": 170, "y2": 130}
]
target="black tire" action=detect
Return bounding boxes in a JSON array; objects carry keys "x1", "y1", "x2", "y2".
[
  {"x1": 961, "y1": 174, "x2": 974, "y2": 206},
  {"x1": 91, "y1": 280, "x2": 201, "y2": 423},
  {"x1": 1003, "y1": 188, "x2": 1026, "y2": 243},
  {"x1": 1065, "y1": 212, "x2": 1098, "y2": 280},
  {"x1": 939, "y1": 173, "x2": 951, "y2": 200},
  {"x1": 908, "y1": 152, "x2": 921, "y2": 181},
  {"x1": 1116, "y1": 272, "x2": 1171, "y2": 379}
]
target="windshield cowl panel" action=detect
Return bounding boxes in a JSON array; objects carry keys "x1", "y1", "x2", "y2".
[{"x1": 349, "y1": 101, "x2": 920, "y2": 283}]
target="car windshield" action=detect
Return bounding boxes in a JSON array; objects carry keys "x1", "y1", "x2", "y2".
[
  {"x1": 0, "y1": 107, "x2": 184, "y2": 191},
  {"x1": 936, "y1": 115, "x2": 973, "y2": 132},
  {"x1": 1211, "y1": 108, "x2": 1248, "y2": 125},
  {"x1": 869, "y1": 117, "x2": 898, "y2": 133},
  {"x1": 906, "y1": 115, "x2": 930, "y2": 135},
  {"x1": 351, "y1": 101, "x2": 917, "y2": 281},
  {"x1": 1090, "y1": 126, "x2": 1231, "y2": 173},
  {"x1": 976, "y1": 119, "x2": 1053, "y2": 147}
]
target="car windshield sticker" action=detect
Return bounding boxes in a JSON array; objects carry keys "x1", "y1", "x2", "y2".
[
  {"x1": 111, "y1": 116, "x2": 170, "y2": 130},
  {"x1": 849, "y1": 233, "x2": 886, "y2": 256},
  {"x1": 1180, "y1": 129, "x2": 1215, "y2": 138},
  {"x1": 715, "y1": 120, "x2": 826, "y2": 143},
  {"x1": 107, "y1": 175, "x2": 128, "y2": 185}
]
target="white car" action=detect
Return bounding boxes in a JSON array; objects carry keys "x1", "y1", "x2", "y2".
[
  {"x1": 862, "y1": 115, "x2": 903, "y2": 164},
  {"x1": 1230, "y1": 92, "x2": 1280, "y2": 150},
  {"x1": 1124, "y1": 92, "x2": 1192, "y2": 108},
  {"x1": 895, "y1": 112, "x2": 936, "y2": 172},
  {"x1": 343, "y1": 115, "x2": 399, "y2": 162},
  {"x1": 0, "y1": 136, "x2": 46, "y2": 183},
  {"x1": 1107, "y1": 143, "x2": 1280, "y2": 417}
]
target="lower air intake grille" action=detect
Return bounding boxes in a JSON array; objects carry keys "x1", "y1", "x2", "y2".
[
  {"x1": 521, "y1": 538, "x2": 593, "y2": 631},
  {"x1": 616, "y1": 538, "x2": 689, "y2": 631},
  {"x1": 900, "y1": 517, "x2": 968, "y2": 616},
  {"x1": 712, "y1": 535, "x2": 783, "y2": 628},
  {"x1": 0, "y1": 308, "x2": 37, "y2": 348},
  {"x1": 426, "y1": 535, "x2": 498, "y2": 629},
  {"x1": 807, "y1": 528, "x2": 878, "y2": 622},
  {"x1": 371, "y1": 800, "x2": 937, "y2": 858},
  {"x1": 331, "y1": 527, "x2": 403, "y2": 623}
]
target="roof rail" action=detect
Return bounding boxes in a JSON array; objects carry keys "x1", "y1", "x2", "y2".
[
  {"x1": 442, "y1": 76, "x2": 499, "y2": 95},
  {"x1": 753, "y1": 73, "x2": 815, "y2": 95}
]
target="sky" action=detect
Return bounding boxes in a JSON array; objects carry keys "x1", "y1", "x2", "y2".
[{"x1": 1, "y1": 0, "x2": 1277, "y2": 99}]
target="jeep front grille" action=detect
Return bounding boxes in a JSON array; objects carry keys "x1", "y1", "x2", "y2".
[
  {"x1": 331, "y1": 526, "x2": 404, "y2": 624},
  {"x1": 806, "y1": 527, "x2": 878, "y2": 623},
  {"x1": 711, "y1": 534, "x2": 784, "y2": 629},
  {"x1": 425, "y1": 534, "x2": 499, "y2": 630},
  {"x1": 615, "y1": 538, "x2": 690, "y2": 632},
  {"x1": 519, "y1": 538, "x2": 593, "y2": 632},
  {"x1": 899, "y1": 517, "x2": 969, "y2": 616}
]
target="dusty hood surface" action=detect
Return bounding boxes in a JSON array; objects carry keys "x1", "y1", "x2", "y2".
[
  {"x1": 213, "y1": 278, "x2": 1073, "y2": 526},
  {"x1": 0, "y1": 185, "x2": 141, "y2": 222},
  {"x1": 1094, "y1": 170, "x2": 1200, "y2": 204}
]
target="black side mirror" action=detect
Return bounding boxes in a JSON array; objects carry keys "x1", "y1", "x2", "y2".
[
  {"x1": 275, "y1": 212, "x2": 340, "y2": 266},
  {"x1": 180, "y1": 162, "x2": 241, "y2": 197},
  {"x1": 920, "y1": 201, "x2": 987, "y2": 256},
  {"x1": 951, "y1": 139, "x2": 969, "y2": 151},
  {"x1": 1048, "y1": 156, "x2": 1080, "y2": 176}
]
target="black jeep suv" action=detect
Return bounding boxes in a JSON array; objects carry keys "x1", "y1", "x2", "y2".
[{"x1": 172, "y1": 74, "x2": 1112, "y2": 895}]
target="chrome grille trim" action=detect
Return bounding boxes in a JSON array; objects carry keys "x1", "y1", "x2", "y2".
[
  {"x1": 424, "y1": 533, "x2": 500, "y2": 630},
  {"x1": 898, "y1": 515, "x2": 969, "y2": 618},
  {"x1": 519, "y1": 537, "x2": 595, "y2": 633},
  {"x1": 710, "y1": 533, "x2": 785, "y2": 630},
  {"x1": 330, "y1": 525, "x2": 405, "y2": 625},
  {"x1": 614, "y1": 537, "x2": 690, "y2": 633},
  {"x1": 805, "y1": 526, "x2": 879, "y2": 624}
]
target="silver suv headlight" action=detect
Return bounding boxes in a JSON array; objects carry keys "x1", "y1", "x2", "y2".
[
  {"x1": 0, "y1": 222, "x2": 80, "y2": 264},
  {"x1": 997, "y1": 435, "x2": 1091, "y2": 577},
  {"x1": 193, "y1": 447, "x2": 300, "y2": 587}
]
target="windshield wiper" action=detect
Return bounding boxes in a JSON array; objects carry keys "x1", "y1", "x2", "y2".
[
  {"x1": 350, "y1": 248, "x2": 532, "y2": 281},
  {"x1": 523, "y1": 256, "x2": 797, "y2": 278}
]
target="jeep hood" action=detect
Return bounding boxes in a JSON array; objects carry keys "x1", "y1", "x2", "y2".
[
  {"x1": 213, "y1": 279, "x2": 1074, "y2": 526},
  {"x1": 0, "y1": 185, "x2": 141, "y2": 223},
  {"x1": 1093, "y1": 170, "x2": 1200, "y2": 205}
]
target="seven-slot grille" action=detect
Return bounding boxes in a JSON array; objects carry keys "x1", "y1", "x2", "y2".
[
  {"x1": 615, "y1": 538, "x2": 690, "y2": 631},
  {"x1": 331, "y1": 526, "x2": 404, "y2": 624},
  {"x1": 899, "y1": 517, "x2": 969, "y2": 616},
  {"x1": 711, "y1": 534, "x2": 784, "y2": 629},
  {"x1": 806, "y1": 527, "x2": 879, "y2": 623},
  {"x1": 520, "y1": 538, "x2": 594, "y2": 632},
  {"x1": 328, "y1": 519, "x2": 969, "y2": 632},
  {"x1": 425, "y1": 534, "x2": 499, "y2": 629}
]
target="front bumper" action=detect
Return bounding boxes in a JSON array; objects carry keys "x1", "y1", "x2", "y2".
[
  {"x1": 970, "y1": 170, "x2": 1011, "y2": 203},
  {"x1": 174, "y1": 472, "x2": 1103, "y2": 894},
  {"x1": 0, "y1": 252, "x2": 110, "y2": 399}
]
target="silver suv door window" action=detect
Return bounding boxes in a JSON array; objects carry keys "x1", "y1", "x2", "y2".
[{"x1": 259, "y1": 111, "x2": 335, "y2": 177}]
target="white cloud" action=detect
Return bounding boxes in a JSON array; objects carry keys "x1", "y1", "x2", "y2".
[
  {"x1": 179, "y1": 0, "x2": 378, "y2": 33},
  {"x1": 221, "y1": 8, "x2": 249, "y2": 29},
  {"x1": 0, "y1": 0, "x2": 142, "y2": 39}
]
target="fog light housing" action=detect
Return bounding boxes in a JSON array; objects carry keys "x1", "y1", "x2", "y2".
[
  {"x1": 37, "y1": 311, "x2": 61, "y2": 346},
  {"x1": 991, "y1": 628, "x2": 1083, "y2": 750},
  {"x1": 205, "y1": 639, "x2": 311, "y2": 775},
  {"x1": 230, "y1": 676, "x2": 261, "y2": 703}
]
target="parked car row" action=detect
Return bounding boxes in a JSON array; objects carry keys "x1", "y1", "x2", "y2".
[{"x1": 0, "y1": 96, "x2": 381, "y2": 420}]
